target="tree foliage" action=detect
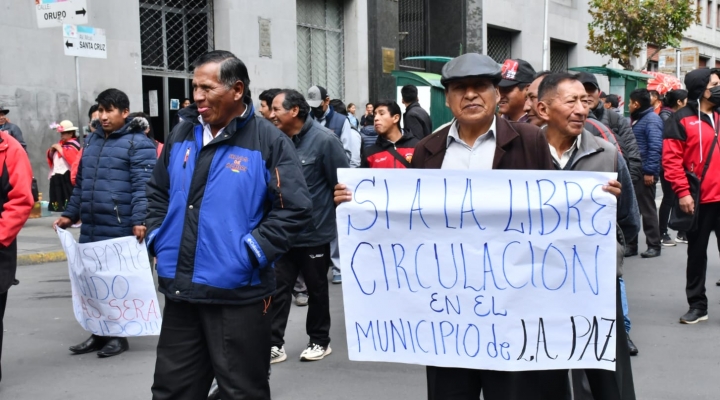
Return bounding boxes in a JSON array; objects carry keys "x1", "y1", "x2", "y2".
[{"x1": 587, "y1": 0, "x2": 701, "y2": 70}]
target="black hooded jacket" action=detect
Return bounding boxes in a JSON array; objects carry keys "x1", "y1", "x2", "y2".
[{"x1": 591, "y1": 104, "x2": 644, "y2": 182}]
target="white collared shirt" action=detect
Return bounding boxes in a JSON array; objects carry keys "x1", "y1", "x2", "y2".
[
  {"x1": 198, "y1": 106, "x2": 250, "y2": 147},
  {"x1": 441, "y1": 117, "x2": 497, "y2": 170},
  {"x1": 548, "y1": 134, "x2": 581, "y2": 169}
]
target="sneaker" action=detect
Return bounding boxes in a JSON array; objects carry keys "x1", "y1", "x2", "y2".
[
  {"x1": 332, "y1": 274, "x2": 342, "y2": 284},
  {"x1": 295, "y1": 292, "x2": 309, "y2": 307},
  {"x1": 270, "y1": 346, "x2": 287, "y2": 364},
  {"x1": 299, "y1": 343, "x2": 332, "y2": 361},
  {"x1": 679, "y1": 308, "x2": 708, "y2": 324},
  {"x1": 676, "y1": 233, "x2": 688, "y2": 244},
  {"x1": 661, "y1": 233, "x2": 676, "y2": 247}
]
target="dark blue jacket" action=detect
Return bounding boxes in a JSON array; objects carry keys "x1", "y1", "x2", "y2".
[
  {"x1": 63, "y1": 118, "x2": 157, "y2": 243},
  {"x1": 145, "y1": 103, "x2": 312, "y2": 305},
  {"x1": 631, "y1": 107, "x2": 664, "y2": 176}
]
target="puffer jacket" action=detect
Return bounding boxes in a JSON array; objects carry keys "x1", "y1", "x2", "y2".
[
  {"x1": 62, "y1": 118, "x2": 157, "y2": 243},
  {"x1": 592, "y1": 104, "x2": 644, "y2": 182},
  {"x1": 631, "y1": 107, "x2": 664, "y2": 176},
  {"x1": 145, "y1": 103, "x2": 312, "y2": 305},
  {"x1": 0, "y1": 131, "x2": 33, "y2": 293}
]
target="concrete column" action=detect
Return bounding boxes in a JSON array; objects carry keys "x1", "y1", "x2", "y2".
[
  {"x1": 344, "y1": 0, "x2": 369, "y2": 108},
  {"x1": 367, "y1": 0, "x2": 399, "y2": 101}
]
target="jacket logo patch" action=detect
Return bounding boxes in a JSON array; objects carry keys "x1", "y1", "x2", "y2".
[{"x1": 226, "y1": 154, "x2": 248, "y2": 173}]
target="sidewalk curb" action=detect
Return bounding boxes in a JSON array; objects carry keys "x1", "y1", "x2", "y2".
[{"x1": 17, "y1": 251, "x2": 66, "y2": 266}]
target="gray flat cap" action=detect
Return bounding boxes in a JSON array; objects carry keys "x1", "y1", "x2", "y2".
[{"x1": 441, "y1": 53, "x2": 502, "y2": 87}]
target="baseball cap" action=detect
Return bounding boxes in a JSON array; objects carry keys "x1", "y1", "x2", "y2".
[
  {"x1": 576, "y1": 72, "x2": 600, "y2": 91},
  {"x1": 440, "y1": 53, "x2": 502, "y2": 87},
  {"x1": 498, "y1": 59, "x2": 536, "y2": 87},
  {"x1": 306, "y1": 85, "x2": 328, "y2": 108}
]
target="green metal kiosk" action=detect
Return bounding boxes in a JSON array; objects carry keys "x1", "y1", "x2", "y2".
[{"x1": 569, "y1": 66, "x2": 650, "y2": 117}]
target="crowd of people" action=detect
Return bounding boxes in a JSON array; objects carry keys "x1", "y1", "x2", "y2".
[{"x1": 0, "y1": 47, "x2": 719, "y2": 399}]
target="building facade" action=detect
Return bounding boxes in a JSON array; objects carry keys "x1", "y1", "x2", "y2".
[{"x1": 1, "y1": 0, "x2": 370, "y2": 193}]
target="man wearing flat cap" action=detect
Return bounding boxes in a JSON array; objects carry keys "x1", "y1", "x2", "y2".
[
  {"x1": 0, "y1": 106, "x2": 26, "y2": 151},
  {"x1": 498, "y1": 59, "x2": 536, "y2": 123},
  {"x1": 335, "y1": 53, "x2": 570, "y2": 399}
]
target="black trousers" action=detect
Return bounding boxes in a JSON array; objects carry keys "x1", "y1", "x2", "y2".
[
  {"x1": 271, "y1": 244, "x2": 331, "y2": 348},
  {"x1": 629, "y1": 179, "x2": 661, "y2": 250},
  {"x1": 686, "y1": 202, "x2": 720, "y2": 310},
  {"x1": 571, "y1": 279, "x2": 636, "y2": 400},
  {"x1": 658, "y1": 168, "x2": 676, "y2": 235},
  {"x1": 151, "y1": 298, "x2": 272, "y2": 400},
  {"x1": 426, "y1": 366, "x2": 570, "y2": 400},
  {"x1": 0, "y1": 290, "x2": 7, "y2": 383}
]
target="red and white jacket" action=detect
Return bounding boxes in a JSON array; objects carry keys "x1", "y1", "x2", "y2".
[{"x1": 662, "y1": 104, "x2": 720, "y2": 204}]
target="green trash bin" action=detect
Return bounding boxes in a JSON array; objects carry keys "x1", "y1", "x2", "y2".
[
  {"x1": 391, "y1": 70, "x2": 454, "y2": 132},
  {"x1": 569, "y1": 67, "x2": 649, "y2": 117}
]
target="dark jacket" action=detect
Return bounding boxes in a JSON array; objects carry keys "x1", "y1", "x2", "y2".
[
  {"x1": 292, "y1": 116, "x2": 349, "y2": 247},
  {"x1": 62, "y1": 118, "x2": 157, "y2": 243},
  {"x1": 0, "y1": 132, "x2": 34, "y2": 293},
  {"x1": 0, "y1": 122, "x2": 25, "y2": 151},
  {"x1": 403, "y1": 102, "x2": 433, "y2": 140},
  {"x1": 585, "y1": 115, "x2": 621, "y2": 153},
  {"x1": 592, "y1": 105, "x2": 643, "y2": 182},
  {"x1": 659, "y1": 107, "x2": 674, "y2": 122},
  {"x1": 145, "y1": 103, "x2": 312, "y2": 305},
  {"x1": 411, "y1": 117, "x2": 555, "y2": 171},
  {"x1": 361, "y1": 131, "x2": 419, "y2": 168},
  {"x1": 631, "y1": 107, "x2": 664, "y2": 176},
  {"x1": 550, "y1": 129, "x2": 641, "y2": 276},
  {"x1": 360, "y1": 125, "x2": 377, "y2": 149}
]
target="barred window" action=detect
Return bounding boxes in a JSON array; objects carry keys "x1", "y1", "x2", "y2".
[
  {"x1": 550, "y1": 41, "x2": 570, "y2": 73},
  {"x1": 399, "y1": 0, "x2": 426, "y2": 70},
  {"x1": 297, "y1": 0, "x2": 345, "y2": 99},
  {"x1": 487, "y1": 28, "x2": 512, "y2": 64},
  {"x1": 139, "y1": 0, "x2": 214, "y2": 73}
]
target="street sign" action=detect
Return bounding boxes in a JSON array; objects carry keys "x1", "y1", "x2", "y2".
[
  {"x1": 63, "y1": 24, "x2": 107, "y2": 59},
  {"x1": 658, "y1": 47, "x2": 699, "y2": 79},
  {"x1": 35, "y1": 0, "x2": 88, "y2": 29}
]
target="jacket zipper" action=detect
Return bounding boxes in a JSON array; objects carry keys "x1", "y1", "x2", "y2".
[
  {"x1": 89, "y1": 137, "x2": 109, "y2": 240},
  {"x1": 112, "y1": 198, "x2": 122, "y2": 224}
]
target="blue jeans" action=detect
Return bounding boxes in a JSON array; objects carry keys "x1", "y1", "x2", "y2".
[{"x1": 619, "y1": 277, "x2": 631, "y2": 333}]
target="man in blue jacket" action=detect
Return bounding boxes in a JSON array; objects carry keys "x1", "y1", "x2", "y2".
[
  {"x1": 54, "y1": 88, "x2": 158, "y2": 357},
  {"x1": 628, "y1": 89, "x2": 664, "y2": 258},
  {"x1": 146, "y1": 51, "x2": 312, "y2": 400}
]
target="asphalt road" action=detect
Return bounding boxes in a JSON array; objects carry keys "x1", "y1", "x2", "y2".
[{"x1": 1, "y1": 233, "x2": 719, "y2": 399}]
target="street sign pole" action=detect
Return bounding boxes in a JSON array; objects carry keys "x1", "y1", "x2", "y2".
[
  {"x1": 676, "y1": 48, "x2": 681, "y2": 78},
  {"x1": 75, "y1": 56, "x2": 83, "y2": 145}
]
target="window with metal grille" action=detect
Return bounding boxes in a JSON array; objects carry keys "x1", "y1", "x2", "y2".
[
  {"x1": 399, "y1": 0, "x2": 425, "y2": 70},
  {"x1": 139, "y1": 0, "x2": 214, "y2": 73},
  {"x1": 550, "y1": 41, "x2": 569, "y2": 73},
  {"x1": 297, "y1": 0, "x2": 345, "y2": 99},
  {"x1": 486, "y1": 28, "x2": 512, "y2": 64}
]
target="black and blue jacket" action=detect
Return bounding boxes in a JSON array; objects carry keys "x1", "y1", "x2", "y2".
[
  {"x1": 145, "y1": 103, "x2": 312, "y2": 305},
  {"x1": 63, "y1": 118, "x2": 157, "y2": 243}
]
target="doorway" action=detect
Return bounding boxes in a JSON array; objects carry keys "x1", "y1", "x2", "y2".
[{"x1": 141, "y1": 74, "x2": 193, "y2": 143}]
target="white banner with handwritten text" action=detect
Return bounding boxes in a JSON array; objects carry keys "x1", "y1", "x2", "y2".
[
  {"x1": 337, "y1": 169, "x2": 618, "y2": 371},
  {"x1": 57, "y1": 229, "x2": 162, "y2": 336}
]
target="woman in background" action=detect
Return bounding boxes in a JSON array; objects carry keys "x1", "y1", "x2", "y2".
[{"x1": 46, "y1": 120, "x2": 81, "y2": 212}]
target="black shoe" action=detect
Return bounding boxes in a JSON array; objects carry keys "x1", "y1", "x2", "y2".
[
  {"x1": 679, "y1": 308, "x2": 708, "y2": 324},
  {"x1": 661, "y1": 233, "x2": 676, "y2": 247},
  {"x1": 627, "y1": 334, "x2": 638, "y2": 356},
  {"x1": 69, "y1": 334, "x2": 107, "y2": 354},
  {"x1": 624, "y1": 247, "x2": 638, "y2": 257},
  {"x1": 641, "y1": 248, "x2": 661, "y2": 258},
  {"x1": 676, "y1": 233, "x2": 688, "y2": 244},
  {"x1": 716, "y1": 278, "x2": 720, "y2": 287},
  {"x1": 96, "y1": 337, "x2": 129, "y2": 358}
]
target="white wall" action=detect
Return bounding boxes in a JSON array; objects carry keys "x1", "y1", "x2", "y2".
[
  {"x1": 0, "y1": 0, "x2": 142, "y2": 193},
  {"x1": 344, "y1": 0, "x2": 370, "y2": 112}
]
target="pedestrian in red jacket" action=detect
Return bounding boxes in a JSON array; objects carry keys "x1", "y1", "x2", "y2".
[
  {"x1": 46, "y1": 120, "x2": 81, "y2": 212},
  {"x1": 0, "y1": 130, "x2": 34, "y2": 382}
]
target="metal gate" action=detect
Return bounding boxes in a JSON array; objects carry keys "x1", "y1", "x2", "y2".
[
  {"x1": 139, "y1": 0, "x2": 215, "y2": 73},
  {"x1": 550, "y1": 41, "x2": 569, "y2": 73},
  {"x1": 399, "y1": 0, "x2": 426, "y2": 70},
  {"x1": 297, "y1": 0, "x2": 345, "y2": 99},
  {"x1": 487, "y1": 28, "x2": 512, "y2": 64}
]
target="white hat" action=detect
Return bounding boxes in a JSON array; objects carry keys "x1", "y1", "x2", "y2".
[{"x1": 57, "y1": 120, "x2": 78, "y2": 133}]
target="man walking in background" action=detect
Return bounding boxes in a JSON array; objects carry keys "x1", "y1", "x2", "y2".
[
  {"x1": 400, "y1": 85, "x2": 432, "y2": 140},
  {"x1": 627, "y1": 89, "x2": 663, "y2": 258}
]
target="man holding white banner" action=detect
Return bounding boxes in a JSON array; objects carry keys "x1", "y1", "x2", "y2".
[
  {"x1": 54, "y1": 89, "x2": 157, "y2": 358},
  {"x1": 334, "y1": 54, "x2": 626, "y2": 400}
]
